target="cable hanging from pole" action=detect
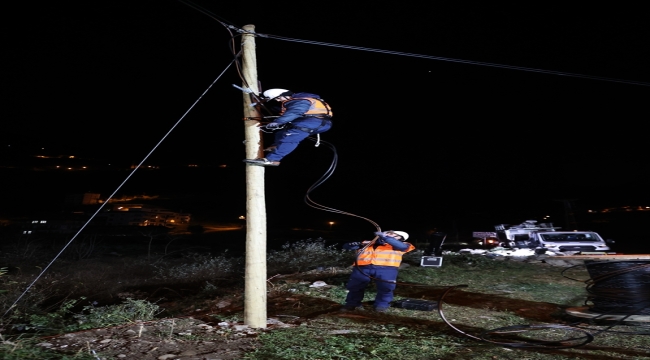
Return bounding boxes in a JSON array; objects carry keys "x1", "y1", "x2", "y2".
[{"x1": 303, "y1": 137, "x2": 381, "y2": 231}]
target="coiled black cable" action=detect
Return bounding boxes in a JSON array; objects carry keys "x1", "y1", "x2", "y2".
[{"x1": 562, "y1": 261, "x2": 650, "y2": 316}]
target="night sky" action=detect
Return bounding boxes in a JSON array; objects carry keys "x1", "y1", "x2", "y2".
[{"x1": 4, "y1": 1, "x2": 650, "y2": 238}]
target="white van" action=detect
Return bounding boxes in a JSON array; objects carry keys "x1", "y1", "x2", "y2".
[
  {"x1": 530, "y1": 231, "x2": 611, "y2": 253},
  {"x1": 495, "y1": 220, "x2": 612, "y2": 253}
]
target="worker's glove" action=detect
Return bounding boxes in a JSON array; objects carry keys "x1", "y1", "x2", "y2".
[
  {"x1": 374, "y1": 231, "x2": 387, "y2": 237},
  {"x1": 265, "y1": 122, "x2": 281, "y2": 129},
  {"x1": 342, "y1": 242, "x2": 363, "y2": 250}
]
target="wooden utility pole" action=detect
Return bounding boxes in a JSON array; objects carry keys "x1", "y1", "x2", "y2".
[{"x1": 241, "y1": 24, "x2": 267, "y2": 329}]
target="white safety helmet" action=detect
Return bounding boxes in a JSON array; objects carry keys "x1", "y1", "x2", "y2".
[
  {"x1": 262, "y1": 88, "x2": 292, "y2": 100},
  {"x1": 389, "y1": 231, "x2": 409, "y2": 241}
]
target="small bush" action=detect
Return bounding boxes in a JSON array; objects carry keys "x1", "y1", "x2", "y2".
[
  {"x1": 73, "y1": 298, "x2": 162, "y2": 329},
  {"x1": 1, "y1": 272, "x2": 72, "y2": 328},
  {"x1": 0, "y1": 335, "x2": 98, "y2": 359},
  {"x1": 10, "y1": 298, "x2": 81, "y2": 333},
  {"x1": 9, "y1": 297, "x2": 162, "y2": 334},
  {"x1": 153, "y1": 251, "x2": 241, "y2": 281},
  {"x1": 267, "y1": 238, "x2": 349, "y2": 274}
]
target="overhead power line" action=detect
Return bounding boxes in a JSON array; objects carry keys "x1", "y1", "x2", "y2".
[
  {"x1": 256, "y1": 33, "x2": 650, "y2": 87},
  {"x1": 177, "y1": 0, "x2": 649, "y2": 87}
]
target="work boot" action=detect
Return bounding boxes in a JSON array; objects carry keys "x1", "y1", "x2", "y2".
[
  {"x1": 243, "y1": 158, "x2": 280, "y2": 166},
  {"x1": 339, "y1": 305, "x2": 360, "y2": 312},
  {"x1": 373, "y1": 307, "x2": 388, "y2": 313}
]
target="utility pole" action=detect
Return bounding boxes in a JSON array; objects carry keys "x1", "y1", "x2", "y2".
[{"x1": 241, "y1": 24, "x2": 267, "y2": 329}]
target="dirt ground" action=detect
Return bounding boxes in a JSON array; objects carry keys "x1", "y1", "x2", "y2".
[
  {"x1": 38, "y1": 315, "x2": 292, "y2": 360},
  {"x1": 30, "y1": 260, "x2": 589, "y2": 359},
  {"x1": 35, "y1": 276, "x2": 347, "y2": 359},
  {"x1": 36, "y1": 286, "x2": 566, "y2": 360}
]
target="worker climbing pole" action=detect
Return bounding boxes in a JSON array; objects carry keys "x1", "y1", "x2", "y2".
[{"x1": 243, "y1": 89, "x2": 333, "y2": 166}]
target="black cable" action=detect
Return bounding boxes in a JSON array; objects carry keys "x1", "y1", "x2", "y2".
[
  {"x1": 562, "y1": 261, "x2": 650, "y2": 316},
  {"x1": 300, "y1": 135, "x2": 612, "y2": 348},
  {"x1": 558, "y1": 261, "x2": 650, "y2": 338},
  {"x1": 179, "y1": 1, "x2": 650, "y2": 89},
  {"x1": 303, "y1": 138, "x2": 381, "y2": 230},
  {"x1": 303, "y1": 137, "x2": 452, "y2": 290},
  {"x1": 176, "y1": 0, "x2": 239, "y2": 29},
  {"x1": 258, "y1": 33, "x2": 650, "y2": 88},
  {"x1": 436, "y1": 285, "x2": 596, "y2": 349},
  {"x1": 175, "y1": 0, "x2": 268, "y2": 112}
]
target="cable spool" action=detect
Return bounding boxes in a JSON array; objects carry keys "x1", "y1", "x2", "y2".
[{"x1": 584, "y1": 260, "x2": 650, "y2": 316}]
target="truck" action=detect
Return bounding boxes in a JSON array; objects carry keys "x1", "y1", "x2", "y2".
[{"x1": 494, "y1": 220, "x2": 612, "y2": 253}]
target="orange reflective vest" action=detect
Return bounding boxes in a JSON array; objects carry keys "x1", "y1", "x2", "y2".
[
  {"x1": 280, "y1": 97, "x2": 333, "y2": 117},
  {"x1": 354, "y1": 242, "x2": 415, "y2": 267}
]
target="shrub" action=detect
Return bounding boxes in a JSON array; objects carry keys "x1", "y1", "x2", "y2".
[
  {"x1": 267, "y1": 238, "x2": 349, "y2": 274},
  {"x1": 73, "y1": 298, "x2": 162, "y2": 329},
  {"x1": 153, "y1": 251, "x2": 241, "y2": 281},
  {"x1": 9, "y1": 297, "x2": 162, "y2": 334},
  {"x1": 11, "y1": 298, "x2": 81, "y2": 333}
]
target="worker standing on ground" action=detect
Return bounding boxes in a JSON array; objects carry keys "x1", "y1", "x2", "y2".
[
  {"x1": 244, "y1": 89, "x2": 332, "y2": 166},
  {"x1": 341, "y1": 230, "x2": 415, "y2": 312}
]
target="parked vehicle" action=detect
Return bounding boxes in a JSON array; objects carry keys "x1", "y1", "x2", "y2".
[
  {"x1": 471, "y1": 231, "x2": 500, "y2": 249},
  {"x1": 494, "y1": 220, "x2": 612, "y2": 253}
]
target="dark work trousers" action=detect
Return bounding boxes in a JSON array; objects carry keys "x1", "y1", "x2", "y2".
[
  {"x1": 345, "y1": 264, "x2": 399, "y2": 310},
  {"x1": 265, "y1": 119, "x2": 331, "y2": 162}
]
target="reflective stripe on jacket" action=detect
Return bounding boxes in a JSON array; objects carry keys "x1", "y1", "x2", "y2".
[
  {"x1": 355, "y1": 242, "x2": 415, "y2": 267},
  {"x1": 280, "y1": 97, "x2": 333, "y2": 117}
]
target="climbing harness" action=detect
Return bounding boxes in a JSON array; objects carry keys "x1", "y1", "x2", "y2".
[{"x1": 279, "y1": 97, "x2": 333, "y2": 117}]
